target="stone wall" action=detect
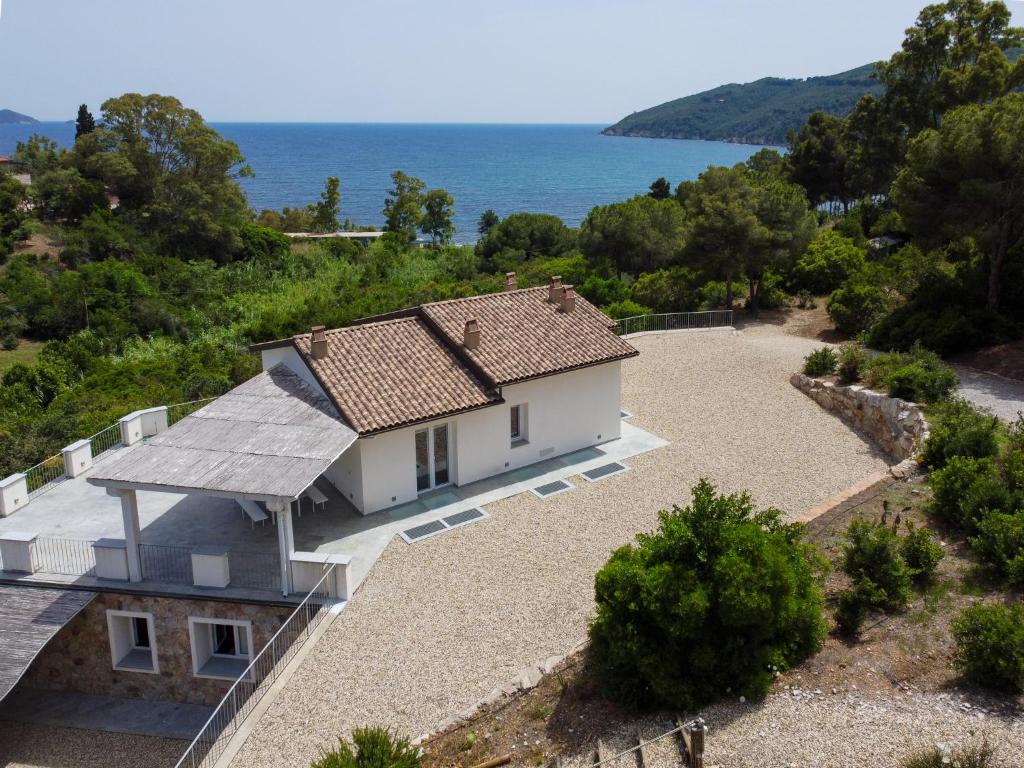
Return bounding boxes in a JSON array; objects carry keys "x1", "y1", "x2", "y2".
[
  {"x1": 790, "y1": 373, "x2": 929, "y2": 474},
  {"x1": 20, "y1": 591, "x2": 292, "y2": 706}
]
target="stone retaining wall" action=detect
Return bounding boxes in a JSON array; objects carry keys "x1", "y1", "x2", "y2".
[{"x1": 790, "y1": 373, "x2": 929, "y2": 476}]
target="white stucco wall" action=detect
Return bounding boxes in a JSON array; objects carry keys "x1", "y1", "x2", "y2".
[{"x1": 339, "y1": 361, "x2": 622, "y2": 515}]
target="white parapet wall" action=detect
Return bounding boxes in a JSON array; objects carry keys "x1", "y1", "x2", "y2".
[
  {"x1": 93, "y1": 538, "x2": 130, "y2": 580},
  {"x1": 0, "y1": 474, "x2": 29, "y2": 517},
  {"x1": 0, "y1": 531, "x2": 37, "y2": 572},
  {"x1": 290, "y1": 552, "x2": 352, "y2": 600},
  {"x1": 119, "y1": 406, "x2": 169, "y2": 446},
  {"x1": 62, "y1": 439, "x2": 94, "y2": 478},
  {"x1": 191, "y1": 545, "x2": 230, "y2": 588}
]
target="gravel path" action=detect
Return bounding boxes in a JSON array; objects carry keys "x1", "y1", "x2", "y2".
[
  {"x1": 0, "y1": 723, "x2": 185, "y2": 767},
  {"x1": 230, "y1": 326, "x2": 890, "y2": 768},
  {"x1": 954, "y1": 364, "x2": 1024, "y2": 422}
]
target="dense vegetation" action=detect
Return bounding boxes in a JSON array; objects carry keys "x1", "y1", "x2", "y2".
[
  {"x1": 602, "y1": 64, "x2": 883, "y2": 145},
  {"x1": 588, "y1": 479, "x2": 827, "y2": 710}
]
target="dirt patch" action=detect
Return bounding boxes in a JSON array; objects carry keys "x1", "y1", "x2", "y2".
[
  {"x1": 734, "y1": 301, "x2": 847, "y2": 344},
  {"x1": 951, "y1": 340, "x2": 1024, "y2": 383}
]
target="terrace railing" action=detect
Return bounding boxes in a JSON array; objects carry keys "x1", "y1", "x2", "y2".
[
  {"x1": 25, "y1": 455, "x2": 66, "y2": 497},
  {"x1": 174, "y1": 565, "x2": 339, "y2": 768},
  {"x1": 228, "y1": 549, "x2": 282, "y2": 592},
  {"x1": 32, "y1": 536, "x2": 97, "y2": 577},
  {"x1": 615, "y1": 310, "x2": 733, "y2": 336},
  {"x1": 140, "y1": 543, "x2": 194, "y2": 585},
  {"x1": 167, "y1": 397, "x2": 216, "y2": 427},
  {"x1": 88, "y1": 422, "x2": 122, "y2": 459}
]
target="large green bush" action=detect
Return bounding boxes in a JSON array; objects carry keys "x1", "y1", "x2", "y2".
[
  {"x1": 588, "y1": 479, "x2": 827, "y2": 710},
  {"x1": 952, "y1": 603, "x2": 1024, "y2": 692},
  {"x1": 841, "y1": 518, "x2": 912, "y2": 610},
  {"x1": 311, "y1": 727, "x2": 421, "y2": 768},
  {"x1": 864, "y1": 344, "x2": 958, "y2": 404},
  {"x1": 928, "y1": 456, "x2": 1008, "y2": 531},
  {"x1": 803, "y1": 347, "x2": 837, "y2": 377},
  {"x1": 790, "y1": 231, "x2": 867, "y2": 294},
  {"x1": 921, "y1": 399, "x2": 1001, "y2": 469},
  {"x1": 836, "y1": 343, "x2": 868, "y2": 384},
  {"x1": 971, "y1": 511, "x2": 1024, "y2": 585},
  {"x1": 827, "y1": 280, "x2": 889, "y2": 334}
]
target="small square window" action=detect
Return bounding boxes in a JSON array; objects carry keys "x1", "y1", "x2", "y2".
[
  {"x1": 107, "y1": 610, "x2": 159, "y2": 674},
  {"x1": 189, "y1": 617, "x2": 253, "y2": 680}
]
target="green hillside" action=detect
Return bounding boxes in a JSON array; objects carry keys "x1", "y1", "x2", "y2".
[
  {"x1": 602, "y1": 64, "x2": 883, "y2": 146},
  {"x1": 0, "y1": 108, "x2": 38, "y2": 124}
]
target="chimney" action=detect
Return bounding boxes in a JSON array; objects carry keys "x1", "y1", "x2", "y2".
[
  {"x1": 547, "y1": 275, "x2": 563, "y2": 303},
  {"x1": 464, "y1": 318, "x2": 481, "y2": 350},
  {"x1": 558, "y1": 285, "x2": 576, "y2": 313},
  {"x1": 310, "y1": 325, "x2": 328, "y2": 359},
  {"x1": 504, "y1": 272, "x2": 517, "y2": 291}
]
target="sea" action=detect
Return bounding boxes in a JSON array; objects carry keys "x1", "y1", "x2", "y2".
[{"x1": 0, "y1": 123, "x2": 768, "y2": 242}]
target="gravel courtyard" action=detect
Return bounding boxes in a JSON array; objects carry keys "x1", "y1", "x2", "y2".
[{"x1": 230, "y1": 325, "x2": 890, "y2": 768}]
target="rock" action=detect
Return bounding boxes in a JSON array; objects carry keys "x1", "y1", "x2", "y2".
[{"x1": 516, "y1": 665, "x2": 544, "y2": 690}]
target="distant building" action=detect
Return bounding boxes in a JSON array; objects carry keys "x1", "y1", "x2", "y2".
[{"x1": 283, "y1": 230, "x2": 386, "y2": 246}]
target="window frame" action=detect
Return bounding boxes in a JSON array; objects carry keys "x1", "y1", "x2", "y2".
[
  {"x1": 106, "y1": 609, "x2": 160, "y2": 675},
  {"x1": 188, "y1": 616, "x2": 254, "y2": 681},
  {"x1": 510, "y1": 403, "x2": 528, "y2": 446}
]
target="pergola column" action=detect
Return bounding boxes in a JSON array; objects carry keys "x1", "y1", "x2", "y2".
[
  {"x1": 268, "y1": 498, "x2": 295, "y2": 596},
  {"x1": 115, "y1": 489, "x2": 142, "y2": 582}
]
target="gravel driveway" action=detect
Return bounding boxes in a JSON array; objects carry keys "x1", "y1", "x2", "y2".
[
  {"x1": 954, "y1": 364, "x2": 1024, "y2": 422},
  {"x1": 230, "y1": 326, "x2": 890, "y2": 768}
]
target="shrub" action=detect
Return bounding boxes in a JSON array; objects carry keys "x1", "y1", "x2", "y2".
[
  {"x1": 603, "y1": 299, "x2": 653, "y2": 320},
  {"x1": 970, "y1": 511, "x2": 1024, "y2": 585},
  {"x1": 842, "y1": 518, "x2": 912, "y2": 610},
  {"x1": 928, "y1": 456, "x2": 1008, "y2": 531},
  {"x1": 790, "y1": 231, "x2": 867, "y2": 294},
  {"x1": 827, "y1": 280, "x2": 889, "y2": 334},
  {"x1": 312, "y1": 727, "x2": 421, "y2": 768},
  {"x1": 921, "y1": 399, "x2": 1001, "y2": 469},
  {"x1": 900, "y1": 740, "x2": 995, "y2": 768},
  {"x1": 795, "y1": 289, "x2": 816, "y2": 309},
  {"x1": 864, "y1": 344, "x2": 958, "y2": 404},
  {"x1": 899, "y1": 522, "x2": 944, "y2": 584},
  {"x1": 836, "y1": 344, "x2": 868, "y2": 384},
  {"x1": 834, "y1": 589, "x2": 867, "y2": 636},
  {"x1": 803, "y1": 347, "x2": 838, "y2": 377},
  {"x1": 952, "y1": 603, "x2": 1024, "y2": 692},
  {"x1": 588, "y1": 479, "x2": 827, "y2": 710}
]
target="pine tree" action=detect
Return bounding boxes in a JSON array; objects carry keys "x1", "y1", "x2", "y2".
[{"x1": 75, "y1": 104, "x2": 96, "y2": 139}]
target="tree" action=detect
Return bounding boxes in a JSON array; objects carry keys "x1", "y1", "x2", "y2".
[
  {"x1": 679, "y1": 166, "x2": 763, "y2": 309},
  {"x1": 382, "y1": 171, "x2": 425, "y2": 242},
  {"x1": 309, "y1": 176, "x2": 341, "y2": 234},
  {"x1": 745, "y1": 148, "x2": 786, "y2": 176},
  {"x1": 843, "y1": 95, "x2": 906, "y2": 198},
  {"x1": 579, "y1": 195, "x2": 687, "y2": 276},
  {"x1": 0, "y1": 171, "x2": 28, "y2": 255},
  {"x1": 75, "y1": 104, "x2": 96, "y2": 139},
  {"x1": 75, "y1": 93, "x2": 252, "y2": 262},
  {"x1": 588, "y1": 479, "x2": 827, "y2": 710},
  {"x1": 790, "y1": 230, "x2": 867, "y2": 294},
  {"x1": 420, "y1": 188, "x2": 455, "y2": 246},
  {"x1": 477, "y1": 209, "x2": 500, "y2": 237},
  {"x1": 877, "y1": 0, "x2": 1024, "y2": 135},
  {"x1": 892, "y1": 93, "x2": 1024, "y2": 311},
  {"x1": 474, "y1": 212, "x2": 577, "y2": 273},
  {"x1": 786, "y1": 112, "x2": 852, "y2": 211},
  {"x1": 12, "y1": 135, "x2": 63, "y2": 176},
  {"x1": 648, "y1": 177, "x2": 671, "y2": 200}
]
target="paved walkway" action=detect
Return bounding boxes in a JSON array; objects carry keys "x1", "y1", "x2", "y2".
[{"x1": 953, "y1": 364, "x2": 1024, "y2": 422}]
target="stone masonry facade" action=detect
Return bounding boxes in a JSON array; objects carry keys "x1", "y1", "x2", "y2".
[
  {"x1": 20, "y1": 591, "x2": 292, "y2": 706},
  {"x1": 790, "y1": 373, "x2": 929, "y2": 474}
]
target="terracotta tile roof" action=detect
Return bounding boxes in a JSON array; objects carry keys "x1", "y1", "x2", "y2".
[
  {"x1": 294, "y1": 317, "x2": 499, "y2": 434},
  {"x1": 422, "y1": 287, "x2": 638, "y2": 385}
]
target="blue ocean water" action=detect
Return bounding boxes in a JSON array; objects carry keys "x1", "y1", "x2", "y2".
[{"x1": 1, "y1": 122, "x2": 767, "y2": 241}]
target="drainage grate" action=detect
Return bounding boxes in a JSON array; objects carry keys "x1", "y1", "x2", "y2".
[
  {"x1": 443, "y1": 508, "x2": 485, "y2": 527},
  {"x1": 532, "y1": 479, "x2": 573, "y2": 498},
  {"x1": 402, "y1": 520, "x2": 447, "y2": 541},
  {"x1": 582, "y1": 462, "x2": 629, "y2": 482}
]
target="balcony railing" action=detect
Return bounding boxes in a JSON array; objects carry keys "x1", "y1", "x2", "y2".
[{"x1": 615, "y1": 310, "x2": 734, "y2": 336}]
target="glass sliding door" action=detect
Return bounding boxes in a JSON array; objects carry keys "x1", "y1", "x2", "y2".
[
  {"x1": 415, "y1": 423, "x2": 452, "y2": 493},
  {"x1": 415, "y1": 429, "x2": 430, "y2": 492},
  {"x1": 433, "y1": 424, "x2": 449, "y2": 486}
]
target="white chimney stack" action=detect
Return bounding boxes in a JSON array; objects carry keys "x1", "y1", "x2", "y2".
[
  {"x1": 464, "y1": 318, "x2": 481, "y2": 350},
  {"x1": 310, "y1": 325, "x2": 328, "y2": 360},
  {"x1": 547, "y1": 276, "x2": 563, "y2": 303}
]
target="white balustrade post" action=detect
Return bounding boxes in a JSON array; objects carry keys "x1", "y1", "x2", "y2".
[
  {"x1": 62, "y1": 439, "x2": 94, "y2": 478},
  {"x1": 0, "y1": 531, "x2": 37, "y2": 573},
  {"x1": 0, "y1": 473, "x2": 29, "y2": 517}
]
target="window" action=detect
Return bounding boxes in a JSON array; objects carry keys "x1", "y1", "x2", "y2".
[
  {"x1": 188, "y1": 617, "x2": 253, "y2": 680},
  {"x1": 106, "y1": 610, "x2": 159, "y2": 674},
  {"x1": 510, "y1": 404, "x2": 528, "y2": 445}
]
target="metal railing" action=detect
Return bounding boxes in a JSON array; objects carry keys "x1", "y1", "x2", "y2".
[
  {"x1": 615, "y1": 310, "x2": 733, "y2": 336},
  {"x1": 88, "y1": 423, "x2": 122, "y2": 458},
  {"x1": 140, "y1": 543, "x2": 194, "y2": 584},
  {"x1": 32, "y1": 536, "x2": 97, "y2": 576},
  {"x1": 25, "y1": 455, "x2": 66, "y2": 497},
  {"x1": 168, "y1": 397, "x2": 216, "y2": 427},
  {"x1": 175, "y1": 565, "x2": 338, "y2": 768},
  {"x1": 229, "y1": 549, "x2": 282, "y2": 592}
]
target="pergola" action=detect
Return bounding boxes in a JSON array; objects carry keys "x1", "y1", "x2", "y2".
[{"x1": 88, "y1": 365, "x2": 357, "y2": 594}]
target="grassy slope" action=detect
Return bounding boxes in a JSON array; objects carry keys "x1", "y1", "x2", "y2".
[
  {"x1": 0, "y1": 340, "x2": 44, "y2": 374},
  {"x1": 602, "y1": 63, "x2": 883, "y2": 145}
]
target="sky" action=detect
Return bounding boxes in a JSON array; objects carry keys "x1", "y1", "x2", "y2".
[{"x1": 0, "y1": 0, "x2": 1021, "y2": 123}]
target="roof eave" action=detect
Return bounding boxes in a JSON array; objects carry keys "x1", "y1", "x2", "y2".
[
  {"x1": 493, "y1": 350, "x2": 640, "y2": 388},
  {"x1": 357, "y1": 396, "x2": 504, "y2": 437}
]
